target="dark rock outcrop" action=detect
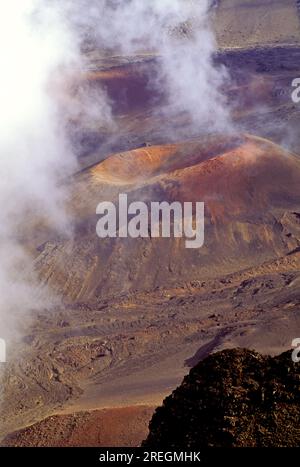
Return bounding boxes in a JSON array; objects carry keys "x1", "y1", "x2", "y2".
[{"x1": 143, "y1": 349, "x2": 300, "y2": 448}]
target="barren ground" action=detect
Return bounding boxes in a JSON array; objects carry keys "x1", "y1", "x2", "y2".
[{"x1": 1, "y1": 32, "x2": 300, "y2": 447}]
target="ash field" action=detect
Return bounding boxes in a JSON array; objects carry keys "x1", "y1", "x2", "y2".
[{"x1": 1, "y1": 0, "x2": 300, "y2": 447}]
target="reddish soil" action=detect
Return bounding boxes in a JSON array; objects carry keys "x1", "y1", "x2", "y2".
[{"x1": 2, "y1": 406, "x2": 154, "y2": 447}]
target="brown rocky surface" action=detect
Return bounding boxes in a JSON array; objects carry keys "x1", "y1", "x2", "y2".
[
  {"x1": 1, "y1": 4, "x2": 300, "y2": 448},
  {"x1": 1, "y1": 248, "x2": 300, "y2": 441},
  {"x1": 2, "y1": 406, "x2": 154, "y2": 447},
  {"x1": 1, "y1": 128, "x2": 300, "y2": 442},
  {"x1": 143, "y1": 349, "x2": 300, "y2": 448},
  {"x1": 213, "y1": 0, "x2": 300, "y2": 48},
  {"x1": 34, "y1": 134, "x2": 300, "y2": 301}
]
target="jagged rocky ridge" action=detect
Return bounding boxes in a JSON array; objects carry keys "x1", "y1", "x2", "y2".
[{"x1": 143, "y1": 349, "x2": 300, "y2": 448}]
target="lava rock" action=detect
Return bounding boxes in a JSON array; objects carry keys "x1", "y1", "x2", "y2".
[{"x1": 143, "y1": 349, "x2": 300, "y2": 448}]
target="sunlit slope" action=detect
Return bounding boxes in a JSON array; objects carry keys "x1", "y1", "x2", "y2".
[
  {"x1": 213, "y1": 0, "x2": 300, "y2": 48},
  {"x1": 34, "y1": 134, "x2": 300, "y2": 301}
]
